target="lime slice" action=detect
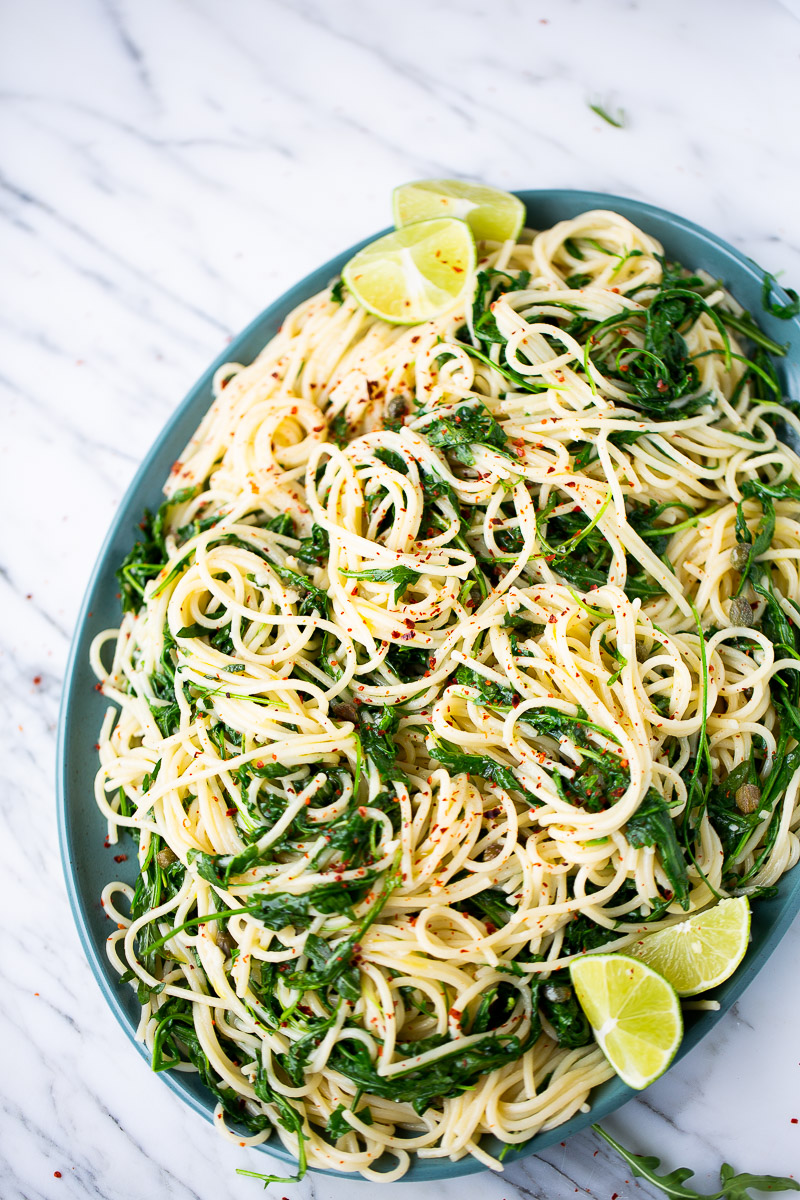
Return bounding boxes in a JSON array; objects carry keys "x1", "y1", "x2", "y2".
[
  {"x1": 393, "y1": 179, "x2": 526, "y2": 244},
  {"x1": 626, "y1": 897, "x2": 750, "y2": 997},
  {"x1": 342, "y1": 218, "x2": 476, "y2": 325},
  {"x1": 570, "y1": 953, "x2": 682, "y2": 1090}
]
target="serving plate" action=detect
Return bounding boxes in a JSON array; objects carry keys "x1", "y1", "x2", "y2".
[{"x1": 57, "y1": 190, "x2": 800, "y2": 1181}]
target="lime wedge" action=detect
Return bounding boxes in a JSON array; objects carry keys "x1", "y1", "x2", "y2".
[
  {"x1": 570, "y1": 953, "x2": 682, "y2": 1090},
  {"x1": 342, "y1": 218, "x2": 476, "y2": 325},
  {"x1": 393, "y1": 179, "x2": 526, "y2": 244},
  {"x1": 626, "y1": 897, "x2": 750, "y2": 997}
]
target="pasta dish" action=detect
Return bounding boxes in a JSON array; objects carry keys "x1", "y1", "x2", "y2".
[{"x1": 91, "y1": 201, "x2": 800, "y2": 1181}]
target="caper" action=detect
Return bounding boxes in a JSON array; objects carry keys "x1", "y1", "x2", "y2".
[
  {"x1": 466, "y1": 585, "x2": 483, "y2": 610},
  {"x1": 728, "y1": 597, "x2": 754, "y2": 627},
  {"x1": 331, "y1": 701, "x2": 359, "y2": 724},
  {"x1": 735, "y1": 782, "x2": 761, "y2": 814},
  {"x1": 156, "y1": 846, "x2": 177, "y2": 869},
  {"x1": 385, "y1": 396, "x2": 408, "y2": 420},
  {"x1": 730, "y1": 542, "x2": 752, "y2": 571},
  {"x1": 543, "y1": 984, "x2": 572, "y2": 1004},
  {"x1": 216, "y1": 930, "x2": 235, "y2": 956}
]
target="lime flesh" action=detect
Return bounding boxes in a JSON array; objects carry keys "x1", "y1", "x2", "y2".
[
  {"x1": 570, "y1": 953, "x2": 682, "y2": 1090},
  {"x1": 626, "y1": 896, "x2": 750, "y2": 997},
  {"x1": 342, "y1": 217, "x2": 476, "y2": 325},
  {"x1": 393, "y1": 179, "x2": 526, "y2": 244}
]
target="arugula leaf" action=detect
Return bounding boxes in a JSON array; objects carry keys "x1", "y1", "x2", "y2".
[
  {"x1": 540, "y1": 977, "x2": 592, "y2": 1048},
  {"x1": 116, "y1": 488, "x2": 197, "y2": 614},
  {"x1": 470, "y1": 266, "x2": 532, "y2": 345},
  {"x1": 342, "y1": 564, "x2": 420, "y2": 603},
  {"x1": 589, "y1": 102, "x2": 626, "y2": 128},
  {"x1": 626, "y1": 790, "x2": 691, "y2": 908},
  {"x1": 328, "y1": 1017, "x2": 539, "y2": 1117},
  {"x1": 429, "y1": 733, "x2": 524, "y2": 794},
  {"x1": 152, "y1": 998, "x2": 269, "y2": 1134},
  {"x1": 128, "y1": 835, "x2": 185, "y2": 1001},
  {"x1": 374, "y1": 446, "x2": 408, "y2": 474},
  {"x1": 424, "y1": 402, "x2": 511, "y2": 466},
  {"x1": 326, "y1": 1102, "x2": 373, "y2": 1141},
  {"x1": 592, "y1": 1124, "x2": 800, "y2": 1200},
  {"x1": 471, "y1": 981, "x2": 519, "y2": 1034},
  {"x1": 297, "y1": 523, "x2": 330, "y2": 564},
  {"x1": 719, "y1": 308, "x2": 789, "y2": 357},
  {"x1": 456, "y1": 888, "x2": 516, "y2": 930},
  {"x1": 266, "y1": 513, "x2": 295, "y2": 537},
  {"x1": 560, "y1": 913, "x2": 617, "y2": 956},
  {"x1": 117, "y1": 515, "x2": 165, "y2": 614},
  {"x1": 285, "y1": 868, "x2": 398, "y2": 997},
  {"x1": 455, "y1": 664, "x2": 516, "y2": 706},
  {"x1": 357, "y1": 705, "x2": 409, "y2": 787},
  {"x1": 734, "y1": 483, "x2": 777, "y2": 592},
  {"x1": 762, "y1": 272, "x2": 800, "y2": 320},
  {"x1": 273, "y1": 564, "x2": 330, "y2": 616},
  {"x1": 583, "y1": 280, "x2": 729, "y2": 418},
  {"x1": 707, "y1": 752, "x2": 764, "y2": 870},
  {"x1": 238, "y1": 1062, "x2": 308, "y2": 1184},
  {"x1": 385, "y1": 643, "x2": 431, "y2": 682}
]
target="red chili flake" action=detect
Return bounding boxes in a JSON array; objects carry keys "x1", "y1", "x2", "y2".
[
  {"x1": 113, "y1": 854, "x2": 128, "y2": 863},
  {"x1": 226, "y1": 807, "x2": 237, "y2": 816},
  {"x1": 54, "y1": 1172, "x2": 62, "y2": 1179},
  {"x1": 792, "y1": 1118, "x2": 799, "y2": 1124},
  {"x1": 33, "y1": 675, "x2": 42, "y2": 685}
]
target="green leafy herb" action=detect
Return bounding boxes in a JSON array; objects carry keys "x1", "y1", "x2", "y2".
[
  {"x1": 285, "y1": 867, "x2": 398, "y2": 997},
  {"x1": 328, "y1": 1017, "x2": 539, "y2": 1117},
  {"x1": 424, "y1": 402, "x2": 511, "y2": 466},
  {"x1": 589, "y1": 103, "x2": 626, "y2": 128},
  {"x1": 357, "y1": 705, "x2": 409, "y2": 787},
  {"x1": 297, "y1": 523, "x2": 330, "y2": 564},
  {"x1": 266, "y1": 513, "x2": 295, "y2": 537},
  {"x1": 342, "y1": 564, "x2": 420, "y2": 603},
  {"x1": 762, "y1": 272, "x2": 800, "y2": 320},
  {"x1": 428, "y1": 733, "x2": 524, "y2": 794},
  {"x1": 273, "y1": 564, "x2": 330, "y2": 616},
  {"x1": 627, "y1": 790, "x2": 690, "y2": 908},
  {"x1": 152, "y1": 998, "x2": 270, "y2": 1134},
  {"x1": 326, "y1": 1103, "x2": 373, "y2": 1141},
  {"x1": 455, "y1": 664, "x2": 516, "y2": 706},
  {"x1": 540, "y1": 977, "x2": 592, "y2": 1048},
  {"x1": 592, "y1": 1124, "x2": 800, "y2": 1200}
]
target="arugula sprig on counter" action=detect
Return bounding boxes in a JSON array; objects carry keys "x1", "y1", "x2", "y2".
[{"x1": 593, "y1": 1124, "x2": 800, "y2": 1200}]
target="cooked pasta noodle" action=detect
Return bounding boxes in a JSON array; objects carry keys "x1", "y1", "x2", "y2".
[{"x1": 92, "y1": 208, "x2": 800, "y2": 1179}]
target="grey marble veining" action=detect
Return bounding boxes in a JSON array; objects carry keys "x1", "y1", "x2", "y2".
[{"x1": 3, "y1": 0, "x2": 800, "y2": 1197}]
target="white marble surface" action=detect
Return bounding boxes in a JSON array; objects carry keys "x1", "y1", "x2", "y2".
[{"x1": 3, "y1": 0, "x2": 800, "y2": 1196}]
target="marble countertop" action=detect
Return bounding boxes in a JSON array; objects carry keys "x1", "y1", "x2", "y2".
[{"x1": 4, "y1": 0, "x2": 800, "y2": 1196}]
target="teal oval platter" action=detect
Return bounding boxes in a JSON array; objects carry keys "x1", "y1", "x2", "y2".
[{"x1": 57, "y1": 190, "x2": 800, "y2": 1181}]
